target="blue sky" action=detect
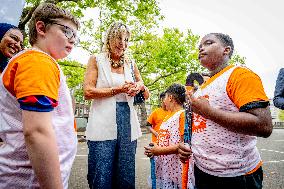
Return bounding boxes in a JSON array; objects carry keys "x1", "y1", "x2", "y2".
[{"x1": 0, "y1": 0, "x2": 25, "y2": 26}]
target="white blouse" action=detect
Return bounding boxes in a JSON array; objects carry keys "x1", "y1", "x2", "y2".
[{"x1": 111, "y1": 72, "x2": 127, "y2": 102}]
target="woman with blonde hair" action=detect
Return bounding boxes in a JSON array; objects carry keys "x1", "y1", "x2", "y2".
[{"x1": 84, "y1": 22, "x2": 149, "y2": 189}]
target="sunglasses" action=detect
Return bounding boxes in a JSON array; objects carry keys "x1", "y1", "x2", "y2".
[{"x1": 52, "y1": 22, "x2": 79, "y2": 45}]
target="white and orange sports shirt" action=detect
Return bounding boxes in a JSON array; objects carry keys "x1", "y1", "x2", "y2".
[
  {"x1": 192, "y1": 65, "x2": 268, "y2": 177},
  {"x1": 156, "y1": 110, "x2": 195, "y2": 189},
  {"x1": 0, "y1": 49, "x2": 77, "y2": 188}
]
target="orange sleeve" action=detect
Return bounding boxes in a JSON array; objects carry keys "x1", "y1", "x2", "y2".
[
  {"x1": 3, "y1": 51, "x2": 60, "y2": 100},
  {"x1": 147, "y1": 109, "x2": 157, "y2": 125},
  {"x1": 226, "y1": 67, "x2": 268, "y2": 109},
  {"x1": 179, "y1": 111, "x2": 185, "y2": 136}
]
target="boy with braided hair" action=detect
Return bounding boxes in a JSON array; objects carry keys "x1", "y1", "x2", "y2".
[{"x1": 179, "y1": 33, "x2": 272, "y2": 189}]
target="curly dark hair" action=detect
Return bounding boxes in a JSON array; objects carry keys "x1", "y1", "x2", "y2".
[
  {"x1": 210, "y1": 33, "x2": 234, "y2": 58},
  {"x1": 159, "y1": 91, "x2": 166, "y2": 100},
  {"x1": 165, "y1": 83, "x2": 186, "y2": 105}
]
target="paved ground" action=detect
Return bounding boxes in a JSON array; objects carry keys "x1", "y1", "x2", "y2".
[{"x1": 69, "y1": 129, "x2": 284, "y2": 189}]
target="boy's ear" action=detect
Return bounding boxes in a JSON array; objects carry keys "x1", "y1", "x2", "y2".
[
  {"x1": 223, "y1": 46, "x2": 231, "y2": 56},
  {"x1": 35, "y1": 21, "x2": 46, "y2": 37}
]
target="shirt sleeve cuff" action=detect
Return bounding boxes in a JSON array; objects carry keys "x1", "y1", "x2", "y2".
[
  {"x1": 239, "y1": 100, "x2": 270, "y2": 112},
  {"x1": 18, "y1": 95, "x2": 58, "y2": 112}
]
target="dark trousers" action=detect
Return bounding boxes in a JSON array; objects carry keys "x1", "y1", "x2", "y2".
[
  {"x1": 87, "y1": 102, "x2": 137, "y2": 189},
  {"x1": 194, "y1": 165, "x2": 263, "y2": 189}
]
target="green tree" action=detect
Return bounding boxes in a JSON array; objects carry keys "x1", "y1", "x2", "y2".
[
  {"x1": 20, "y1": 0, "x2": 163, "y2": 125},
  {"x1": 58, "y1": 59, "x2": 86, "y2": 102},
  {"x1": 130, "y1": 28, "x2": 200, "y2": 107},
  {"x1": 19, "y1": 1, "x2": 246, "y2": 125},
  {"x1": 20, "y1": 0, "x2": 163, "y2": 52},
  {"x1": 278, "y1": 110, "x2": 284, "y2": 121},
  {"x1": 230, "y1": 54, "x2": 246, "y2": 65},
  {"x1": 131, "y1": 28, "x2": 246, "y2": 108}
]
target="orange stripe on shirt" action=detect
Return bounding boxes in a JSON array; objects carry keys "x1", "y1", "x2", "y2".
[
  {"x1": 162, "y1": 110, "x2": 185, "y2": 136},
  {"x1": 245, "y1": 161, "x2": 263, "y2": 175},
  {"x1": 201, "y1": 65, "x2": 268, "y2": 109},
  {"x1": 201, "y1": 65, "x2": 234, "y2": 89},
  {"x1": 3, "y1": 50, "x2": 60, "y2": 101}
]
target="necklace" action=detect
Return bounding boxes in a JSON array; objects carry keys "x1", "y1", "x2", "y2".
[{"x1": 110, "y1": 55, "x2": 124, "y2": 69}]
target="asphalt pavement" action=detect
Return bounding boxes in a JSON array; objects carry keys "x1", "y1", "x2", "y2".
[{"x1": 69, "y1": 129, "x2": 284, "y2": 189}]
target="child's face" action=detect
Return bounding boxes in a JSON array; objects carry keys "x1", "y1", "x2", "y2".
[
  {"x1": 160, "y1": 97, "x2": 167, "y2": 110},
  {"x1": 163, "y1": 93, "x2": 173, "y2": 110},
  {"x1": 0, "y1": 29, "x2": 23, "y2": 58},
  {"x1": 109, "y1": 32, "x2": 129, "y2": 58},
  {"x1": 198, "y1": 34, "x2": 226, "y2": 71},
  {"x1": 43, "y1": 19, "x2": 78, "y2": 60}
]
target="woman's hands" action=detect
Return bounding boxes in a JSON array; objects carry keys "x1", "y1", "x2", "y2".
[
  {"x1": 120, "y1": 81, "x2": 135, "y2": 93},
  {"x1": 124, "y1": 81, "x2": 146, "y2": 97}
]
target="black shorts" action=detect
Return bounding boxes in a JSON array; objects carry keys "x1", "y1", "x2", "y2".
[{"x1": 194, "y1": 165, "x2": 263, "y2": 189}]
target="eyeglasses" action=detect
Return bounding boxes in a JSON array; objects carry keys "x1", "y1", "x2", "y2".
[{"x1": 52, "y1": 22, "x2": 79, "y2": 45}]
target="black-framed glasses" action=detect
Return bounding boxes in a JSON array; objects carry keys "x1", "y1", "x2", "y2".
[{"x1": 52, "y1": 22, "x2": 79, "y2": 45}]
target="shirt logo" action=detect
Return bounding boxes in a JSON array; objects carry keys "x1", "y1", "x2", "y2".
[
  {"x1": 192, "y1": 95, "x2": 209, "y2": 133},
  {"x1": 157, "y1": 129, "x2": 170, "y2": 147}
]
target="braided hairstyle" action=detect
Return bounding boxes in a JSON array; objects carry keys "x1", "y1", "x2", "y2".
[{"x1": 210, "y1": 33, "x2": 234, "y2": 58}]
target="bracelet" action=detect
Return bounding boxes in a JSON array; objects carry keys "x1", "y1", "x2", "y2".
[{"x1": 111, "y1": 88, "x2": 115, "y2": 96}]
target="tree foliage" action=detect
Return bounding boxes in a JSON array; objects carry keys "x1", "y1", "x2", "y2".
[
  {"x1": 278, "y1": 109, "x2": 284, "y2": 121},
  {"x1": 58, "y1": 59, "x2": 86, "y2": 102},
  {"x1": 20, "y1": 0, "x2": 246, "y2": 109},
  {"x1": 130, "y1": 28, "x2": 246, "y2": 107},
  {"x1": 130, "y1": 28, "x2": 201, "y2": 106},
  {"x1": 21, "y1": 0, "x2": 163, "y2": 104}
]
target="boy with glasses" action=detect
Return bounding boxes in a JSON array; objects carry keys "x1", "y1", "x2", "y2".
[{"x1": 0, "y1": 3, "x2": 79, "y2": 189}]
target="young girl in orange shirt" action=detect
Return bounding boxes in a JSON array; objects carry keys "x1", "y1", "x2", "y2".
[{"x1": 145, "y1": 83, "x2": 194, "y2": 189}]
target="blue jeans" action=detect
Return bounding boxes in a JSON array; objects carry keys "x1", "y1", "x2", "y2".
[{"x1": 87, "y1": 102, "x2": 137, "y2": 189}]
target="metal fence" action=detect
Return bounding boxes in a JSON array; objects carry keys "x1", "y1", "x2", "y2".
[{"x1": 273, "y1": 121, "x2": 284, "y2": 128}]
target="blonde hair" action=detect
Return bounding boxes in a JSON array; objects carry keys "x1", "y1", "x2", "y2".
[
  {"x1": 102, "y1": 22, "x2": 130, "y2": 57},
  {"x1": 28, "y1": 3, "x2": 80, "y2": 45}
]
